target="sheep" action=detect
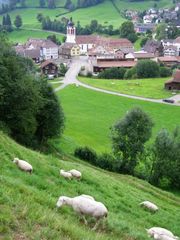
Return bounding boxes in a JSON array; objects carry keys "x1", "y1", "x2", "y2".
[
  {"x1": 147, "y1": 227, "x2": 179, "y2": 240},
  {"x1": 60, "y1": 170, "x2": 72, "y2": 180},
  {"x1": 13, "y1": 157, "x2": 33, "y2": 174},
  {"x1": 56, "y1": 195, "x2": 108, "y2": 230},
  {"x1": 68, "y1": 169, "x2": 82, "y2": 180},
  {"x1": 140, "y1": 201, "x2": 158, "y2": 212}
]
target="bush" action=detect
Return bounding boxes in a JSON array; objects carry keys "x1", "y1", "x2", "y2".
[
  {"x1": 124, "y1": 67, "x2": 137, "y2": 79},
  {"x1": 159, "y1": 67, "x2": 172, "y2": 77},
  {"x1": 99, "y1": 67, "x2": 126, "y2": 79},
  {"x1": 74, "y1": 146, "x2": 97, "y2": 164},
  {"x1": 97, "y1": 153, "x2": 115, "y2": 171},
  {"x1": 136, "y1": 60, "x2": 160, "y2": 78}
]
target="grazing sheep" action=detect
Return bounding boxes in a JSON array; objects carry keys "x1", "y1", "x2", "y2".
[
  {"x1": 140, "y1": 201, "x2": 158, "y2": 212},
  {"x1": 13, "y1": 157, "x2": 33, "y2": 174},
  {"x1": 56, "y1": 195, "x2": 108, "y2": 230},
  {"x1": 68, "y1": 169, "x2": 82, "y2": 180},
  {"x1": 60, "y1": 170, "x2": 72, "y2": 180},
  {"x1": 147, "y1": 227, "x2": 178, "y2": 240}
]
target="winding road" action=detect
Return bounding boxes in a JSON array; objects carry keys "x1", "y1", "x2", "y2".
[{"x1": 54, "y1": 58, "x2": 180, "y2": 106}]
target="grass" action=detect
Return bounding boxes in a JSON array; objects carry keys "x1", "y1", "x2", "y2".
[
  {"x1": 7, "y1": 29, "x2": 64, "y2": 43},
  {"x1": 114, "y1": 0, "x2": 175, "y2": 11},
  {"x1": 79, "y1": 77, "x2": 173, "y2": 99},
  {"x1": 134, "y1": 37, "x2": 142, "y2": 51},
  {"x1": 60, "y1": 1, "x2": 125, "y2": 28},
  {"x1": 53, "y1": 85, "x2": 180, "y2": 154},
  {"x1": 1, "y1": 132, "x2": 180, "y2": 240},
  {"x1": 0, "y1": 8, "x2": 68, "y2": 29}
]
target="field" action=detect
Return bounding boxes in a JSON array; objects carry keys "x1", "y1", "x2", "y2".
[
  {"x1": 53, "y1": 86, "x2": 180, "y2": 154},
  {"x1": 60, "y1": 1, "x2": 125, "y2": 28},
  {"x1": 7, "y1": 29, "x2": 64, "y2": 43},
  {"x1": 79, "y1": 77, "x2": 173, "y2": 99},
  {"x1": 1, "y1": 132, "x2": 180, "y2": 240},
  {"x1": 114, "y1": 0, "x2": 175, "y2": 11}
]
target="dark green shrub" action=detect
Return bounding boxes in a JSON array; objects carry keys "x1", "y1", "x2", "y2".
[
  {"x1": 124, "y1": 67, "x2": 137, "y2": 79},
  {"x1": 97, "y1": 153, "x2": 115, "y2": 171},
  {"x1": 74, "y1": 146, "x2": 97, "y2": 164},
  {"x1": 99, "y1": 68, "x2": 126, "y2": 79},
  {"x1": 136, "y1": 60, "x2": 160, "y2": 78},
  {"x1": 159, "y1": 67, "x2": 172, "y2": 77}
]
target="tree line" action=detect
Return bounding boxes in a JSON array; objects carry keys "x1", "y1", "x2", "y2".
[
  {"x1": 0, "y1": 13, "x2": 22, "y2": 32},
  {"x1": 0, "y1": 34, "x2": 64, "y2": 148}
]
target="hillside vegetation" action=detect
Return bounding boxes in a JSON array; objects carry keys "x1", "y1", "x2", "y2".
[{"x1": 1, "y1": 132, "x2": 180, "y2": 239}]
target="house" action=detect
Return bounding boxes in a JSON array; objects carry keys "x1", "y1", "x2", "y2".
[
  {"x1": 164, "y1": 45, "x2": 178, "y2": 56},
  {"x1": 134, "y1": 23, "x2": 155, "y2": 33},
  {"x1": 173, "y1": 37, "x2": 180, "y2": 56},
  {"x1": 158, "y1": 56, "x2": 179, "y2": 67},
  {"x1": 15, "y1": 38, "x2": 59, "y2": 61},
  {"x1": 59, "y1": 43, "x2": 80, "y2": 58},
  {"x1": 165, "y1": 70, "x2": 180, "y2": 90},
  {"x1": 26, "y1": 38, "x2": 59, "y2": 60},
  {"x1": 143, "y1": 40, "x2": 164, "y2": 56},
  {"x1": 143, "y1": 15, "x2": 153, "y2": 24},
  {"x1": 41, "y1": 60, "x2": 58, "y2": 77},
  {"x1": 133, "y1": 51, "x2": 156, "y2": 60},
  {"x1": 93, "y1": 60, "x2": 136, "y2": 73}
]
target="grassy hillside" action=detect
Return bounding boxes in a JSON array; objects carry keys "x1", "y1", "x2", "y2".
[
  {"x1": 1, "y1": 132, "x2": 180, "y2": 239},
  {"x1": 53, "y1": 86, "x2": 180, "y2": 154},
  {"x1": 79, "y1": 77, "x2": 173, "y2": 99}
]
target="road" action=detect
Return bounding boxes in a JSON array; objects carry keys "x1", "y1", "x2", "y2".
[{"x1": 54, "y1": 58, "x2": 180, "y2": 106}]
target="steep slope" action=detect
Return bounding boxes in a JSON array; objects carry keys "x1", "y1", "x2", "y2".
[{"x1": 0, "y1": 132, "x2": 180, "y2": 240}]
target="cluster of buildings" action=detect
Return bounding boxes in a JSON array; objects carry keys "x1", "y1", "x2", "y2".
[{"x1": 14, "y1": 21, "x2": 180, "y2": 89}]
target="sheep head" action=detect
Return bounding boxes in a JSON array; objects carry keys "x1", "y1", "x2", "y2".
[
  {"x1": 13, "y1": 158, "x2": 19, "y2": 164},
  {"x1": 56, "y1": 196, "x2": 68, "y2": 208}
]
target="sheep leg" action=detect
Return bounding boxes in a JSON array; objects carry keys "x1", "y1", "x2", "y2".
[
  {"x1": 82, "y1": 215, "x2": 88, "y2": 225},
  {"x1": 92, "y1": 218, "x2": 100, "y2": 231}
]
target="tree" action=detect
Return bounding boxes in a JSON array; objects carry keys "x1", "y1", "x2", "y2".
[
  {"x1": 47, "y1": 35, "x2": 61, "y2": 45},
  {"x1": 2, "y1": 14, "x2": 13, "y2": 32},
  {"x1": 120, "y1": 21, "x2": 137, "y2": 43},
  {"x1": 48, "y1": 0, "x2": 56, "y2": 8},
  {"x1": 111, "y1": 108, "x2": 153, "y2": 175},
  {"x1": 37, "y1": 13, "x2": 44, "y2": 22},
  {"x1": 156, "y1": 23, "x2": 167, "y2": 41},
  {"x1": 14, "y1": 15, "x2": 22, "y2": 29},
  {"x1": 35, "y1": 80, "x2": 64, "y2": 144},
  {"x1": 136, "y1": 60, "x2": 160, "y2": 78},
  {"x1": 151, "y1": 127, "x2": 180, "y2": 189},
  {"x1": 98, "y1": 67, "x2": 126, "y2": 79},
  {"x1": 59, "y1": 63, "x2": 68, "y2": 76},
  {"x1": 39, "y1": 0, "x2": 45, "y2": 7}
]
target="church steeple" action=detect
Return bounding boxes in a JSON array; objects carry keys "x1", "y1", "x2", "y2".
[{"x1": 66, "y1": 19, "x2": 76, "y2": 43}]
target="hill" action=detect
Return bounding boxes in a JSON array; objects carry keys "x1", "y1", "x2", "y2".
[{"x1": 1, "y1": 132, "x2": 180, "y2": 239}]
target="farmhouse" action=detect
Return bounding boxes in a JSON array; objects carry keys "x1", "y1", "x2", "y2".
[
  {"x1": 41, "y1": 60, "x2": 58, "y2": 77},
  {"x1": 158, "y1": 56, "x2": 179, "y2": 67},
  {"x1": 59, "y1": 43, "x2": 80, "y2": 58},
  {"x1": 165, "y1": 70, "x2": 180, "y2": 90},
  {"x1": 143, "y1": 40, "x2": 164, "y2": 56}
]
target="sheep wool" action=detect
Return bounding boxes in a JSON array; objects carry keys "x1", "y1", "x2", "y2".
[
  {"x1": 13, "y1": 158, "x2": 33, "y2": 174},
  {"x1": 69, "y1": 169, "x2": 82, "y2": 179},
  {"x1": 140, "y1": 201, "x2": 158, "y2": 212},
  {"x1": 60, "y1": 170, "x2": 72, "y2": 180},
  {"x1": 147, "y1": 227, "x2": 177, "y2": 239}
]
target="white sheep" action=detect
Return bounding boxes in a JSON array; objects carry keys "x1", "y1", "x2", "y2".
[
  {"x1": 68, "y1": 169, "x2": 82, "y2": 180},
  {"x1": 147, "y1": 227, "x2": 178, "y2": 240},
  {"x1": 152, "y1": 234, "x2": 179, "y2": 240},
  {"x1": 140, "y1": 201, "x2": 158, "y2": 212},
  {"x1": 60, "y1": 170, "x2": 72, "y2": 180},
  {"x1": 56, "y1": 195, "x2": 108, "y2": 230},
  {"x1": 13, "y1": 157, "x2": 33, "y2": 174}
]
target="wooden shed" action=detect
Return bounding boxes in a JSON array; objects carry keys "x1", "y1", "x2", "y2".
[{"x1": 165, "y1": 70, "x2": 180, "y2": 90}]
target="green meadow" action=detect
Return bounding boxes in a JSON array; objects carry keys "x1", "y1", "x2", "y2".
[
  {"x1": 53, "y1": 86, "x2": 180, "y2": 154},
  {"x1": 114, "y1": 0, "x2": 175, "y2": 11},
  {"x1": 79, "y1": 77, "x2": 173, "y2": 99},
  {"x1": 1, "y1": 132, "x2": 180, "y2": 240},
  {"x1": 7, "y1": 29, "x2": 64, "y2": 43}
]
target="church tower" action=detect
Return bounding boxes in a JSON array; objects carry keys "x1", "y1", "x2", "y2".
[{"x1": 66, "y1": 20, "x2": 76, "y2": 43}]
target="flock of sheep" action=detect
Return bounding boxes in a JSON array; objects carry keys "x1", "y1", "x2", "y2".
[{"x1": 13, "y1": 157, "x2": 179, "y2": 239}]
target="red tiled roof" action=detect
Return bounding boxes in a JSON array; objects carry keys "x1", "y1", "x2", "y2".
[
  {"x1": 134, "y1": 52, "x2": 155, "y2": 59},
  {"x1": 41, "y1": 60, "x2": 57, "y2": 68},
  {"x1": 174, "y1": 37, "x2": 180, "y2": 44},
  {"x1": 158, "y1": 56, "x2": 178, "y2": 62},
  {"x1": 95, "y1": 60, "x2": 136, "y2": 68},
  {"x1": 166, "y1": 70, "x2": 180, "y2": 84}
]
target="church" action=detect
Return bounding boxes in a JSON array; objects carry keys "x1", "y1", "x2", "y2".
[{"x1": 59, "y1": 20, "x2": 134, "y2": 57}]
